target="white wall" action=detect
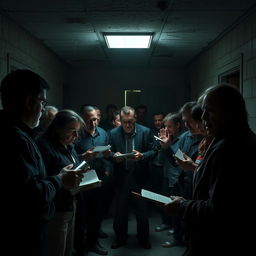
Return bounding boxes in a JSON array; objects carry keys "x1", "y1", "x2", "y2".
[
  {"x1": 186, "y1": 12, "x2": 256, "y2": 132},
  {"x1": 0, "y1": 13, "x2": 69, "y2": 109}
]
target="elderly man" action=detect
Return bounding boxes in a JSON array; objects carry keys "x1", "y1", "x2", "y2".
[
  {"x1": 0, "y1": 70, "x2": 84, "y2": 256},
  {"x1": 164, "y1": 84, "x2": 256, "y2": 256}
]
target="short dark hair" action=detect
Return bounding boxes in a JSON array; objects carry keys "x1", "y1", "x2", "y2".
[
  {"x1": 80, "y1": 104, "x2": 95, "y2": 116},
  {"x1": 136, "y1": 104, "x2": 147, "y2": 111},
  {"x1": 153, "y1": 111, "x2": 165, "y2": 117},
  {"x1": 105, "y1": 104, "x2": 117, "y2": 112},
  {"x1": 112, "y1": 110, "x2": 120, "y2": 120},
  {"x1": 0, "y1": 69, "x2": 49, "y2": 110}
]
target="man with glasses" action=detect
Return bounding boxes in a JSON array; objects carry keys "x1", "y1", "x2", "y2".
[
  {"x1": 109, "y1": 106, "x2": 156, "y2": 250},
  {"x1": 0, "y1": 69, "x2": 84, "y2": 256},
  {"x1": 75, "y1": 105, "x2": 112, "y2": 255}
]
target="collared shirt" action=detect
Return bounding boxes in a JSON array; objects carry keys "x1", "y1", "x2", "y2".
[
  {"x1": 159, "y1": 131, "x2": 184, "y2": 186},
  {"x1": 75, "y1": 126, "x2": 112, "y2": 177}
]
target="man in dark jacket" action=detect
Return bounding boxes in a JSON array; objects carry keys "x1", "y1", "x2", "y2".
[
  {"x1": 109, "y1": 106, "x2": 156, "y2": 249},
  {"x1": 0, "y1": 70, "x2": 84, "y2": 256},
  {"x1": 164, "y1": 84, "x2": 256, "y2": 256}
]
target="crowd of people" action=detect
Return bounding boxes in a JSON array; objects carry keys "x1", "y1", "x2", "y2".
[{"x1": 1, "y1": 69, "x2": 255, "y2": 256}]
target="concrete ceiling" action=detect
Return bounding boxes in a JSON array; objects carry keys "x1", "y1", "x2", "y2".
[{"x1": 1, "y1": 0, "x2": 255, "y2": 68}]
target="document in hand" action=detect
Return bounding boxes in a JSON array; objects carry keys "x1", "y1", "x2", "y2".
[
  {"x1": 74, "y1": 160, "x2": 90, "y2": 171},
  {"x1": 153, "y1": 135, "x2": 165, "y2": 143},
  {"x1": 92, "y1": 145, "x2": 111, "y2": 153},
  {"x1": 91, "y1": 145, "x2": 111, "y2": 158},
  {"x1": 71, "y1": 169, "x2": 102, "y2": 194},
  {"x1": 174, "y1": 148, "x2": 185, "y2": 161},
  {"x1": 114, "y1": 152, "x2": 136, "y2": 159},
  {"x1": 79, "y1": 169, "x2": 101, "y2": 190},
  {"x1": 132, "y1": 189, "x2": 173, "y2": 204}
]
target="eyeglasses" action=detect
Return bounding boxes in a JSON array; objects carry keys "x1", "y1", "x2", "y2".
[{"x1": 37, "y1": 97, "x2": 48, "y2": 108}]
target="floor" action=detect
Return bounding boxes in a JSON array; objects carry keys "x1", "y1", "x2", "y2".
[{"x1": 87, "y1": 206, "x2": 186, "y2": 256}]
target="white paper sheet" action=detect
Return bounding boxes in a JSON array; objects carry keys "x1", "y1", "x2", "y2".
[
  {"x1": 174, "y1": 148, "x2": 185, "y2": 161},
  {"x1": 141, "y1": 189, "x2": 172, "y2": 204}
]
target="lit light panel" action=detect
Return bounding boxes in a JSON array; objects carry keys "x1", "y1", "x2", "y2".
[{"x1": 105, "y1": 35, "x2": 152, "y2": 48}]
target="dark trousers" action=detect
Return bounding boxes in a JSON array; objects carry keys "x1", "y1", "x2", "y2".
[
  {"x1": 172, "y1": 182, "x2": 185, "y2": 242},
  {"x1": 146, "y1": 164, "x2": 163, "y2": 193},
  {"x1": 84, "y1": 187, "x2": 105, "y2": 247},
  {"x1": 113, "y1": 172, "x2": 149, "y2": 242},
  {"x1": 101, "y1": 174, "x2": 115, "y2": 218},
  {"x1": 74, "y1": 186, "x2": 105, "y2": 251},
  {"x1": 172, "y1": 173, "x2": 193, "y2": 242},
  {"x1": 160, "y1": 177, "x2": 174, "y2": 226}
]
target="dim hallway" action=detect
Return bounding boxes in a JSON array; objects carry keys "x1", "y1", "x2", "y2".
[{"x1": 85, "y1": 207, "x2": 186, "y2": 256}]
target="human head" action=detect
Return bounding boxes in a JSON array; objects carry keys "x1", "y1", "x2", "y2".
[
  {"x1": 0, "y1": 69, "x2": 49, "y2": 128},
  {"x1": 120, "y1": 106, "x2": 136, "y2": 134},
  {"x1": 80, "y1": 105, "x2": 98, "y2": 132},
  {"x1": 201, "y1": 84, "x2": 248, "y2": 137},
  {"x1": 191, "y1": 104, "x2": 206, "y2": 136},
  {"x1": 163, "y1": 112, "x2": 182, "y2": 136},
  {"x1": 180, "y1": 101, "x2": 201, "y2": 135},
  {"x1": 153, "y1": 112, "x2": 165, "y2": 130},
  {"x1": 105, "y1": 104, "x2": 118, "y2": 120},
  {"x1": 93, "y1": 105, "x2": 102, "y2": 125},
  {"x1": 39, "y1": 106, "x2": 58, "y2": 130},
  {"x1": 112, "y1": 110, "x2": 121, "y2": 128},
  {"x1": 46, "y1": 109, "x2": 84, "y2": 146},
  {"x1": 135, "y1": 104, "x2": 147, "y2": 124}
]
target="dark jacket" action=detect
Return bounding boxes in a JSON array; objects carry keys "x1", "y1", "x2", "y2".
[
  {"x1": 180, "y1": 129, "x2": 256, "y2": 256},
  {"x1": 0, "y1": 110, "x2": 62, "y2": 256},
  {"x1": 109, "y1": 123, "x2": 156, "y2": 187},
  {"x1": 37, "y1": 135, "x2": 80, "y2": 211}
]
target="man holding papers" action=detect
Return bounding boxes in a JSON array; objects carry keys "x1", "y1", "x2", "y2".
[
  {"x1": 75, "y1": 105, "x2": 112, "y2": 255},
  {"x1": 36, "y1": 110, "x2": 86, "y2": 256},
  {"x1": 156, "y1": 112, "x2": 184, "y2": 246},
  {"x1": 163, "y1": 85, "x2": 256, "y2": 256},
  {"x1": 109, "y1": 106, "x2": 156, "y2": 250}
]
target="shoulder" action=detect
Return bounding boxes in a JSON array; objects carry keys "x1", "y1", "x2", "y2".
[
  {"x1": 97, "y1": 126, "x2": 108, "y2": 135},
  {"x1": 36, "y1": 135, "x2": 53, "y2": 150},
  {"x1": 110, "y1": 126, "x2": 121, "y2": 135},
  {"x1": 178, "y1": 130, "x2": 189, "y2": 141},
  {"x1": 136, "y1": 123, "x2": 151, "y2": 133}
]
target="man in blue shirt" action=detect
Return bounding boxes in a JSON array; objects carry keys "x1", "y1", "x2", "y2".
[{"x1": 75, "y1": 105, "x2": 112, "y2": 255}]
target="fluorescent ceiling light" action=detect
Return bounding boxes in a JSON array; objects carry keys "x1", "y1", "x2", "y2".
[{"x1": 105, "y1": 35, "x2": 152, "y2": 48}]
